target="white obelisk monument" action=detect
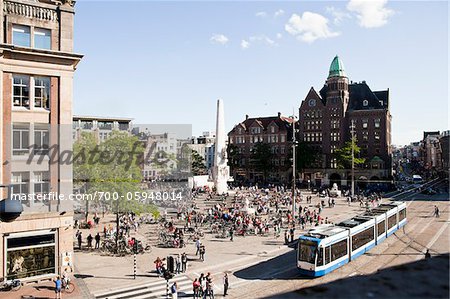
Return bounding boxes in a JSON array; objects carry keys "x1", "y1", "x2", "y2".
[{"x1": 213, "y1": 99, "x2": 229, "y2": 194}]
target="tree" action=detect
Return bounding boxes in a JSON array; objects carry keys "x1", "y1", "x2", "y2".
[
  {"x1": 295, "y1": 141, "x2": 318, "y2": 171},
  {"x1": 73, "y1": 131, "x2": 159, "y2": 217},
  {"x1": 227, "y1": 144, "x2": 241, "y2": 169},
  {"x1": 333, "y1": 139, "x2": 365, "y2": 169},
  {"x1": 191, "y1": 150, "x2": 207, "y2": 176},
  {"x1": 250, "y1": 142, "x2": 273, "y2": 182}
]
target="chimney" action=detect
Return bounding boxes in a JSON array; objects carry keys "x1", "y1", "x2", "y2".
[
  {"x1": 277, "y1": 112, "x2": 281, "y2": 118},
  {"x1": 245, "y1": 114, "x2": 249, "y2": 120}
]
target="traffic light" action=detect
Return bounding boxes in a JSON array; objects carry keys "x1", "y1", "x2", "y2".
[
  {"x1": 166, "y1": 256, "x2": 174, "y2": 273},
  {"x1": 132, "y1": 238, "x2": 138, "y2": 254},
  {"x1": 163, "y1": 270, "x2": 174, "y2": 280}
]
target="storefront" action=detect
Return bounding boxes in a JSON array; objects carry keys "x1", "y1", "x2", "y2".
[{"x1": 4, "y1": 229, "x2": 57, "y2": 280}]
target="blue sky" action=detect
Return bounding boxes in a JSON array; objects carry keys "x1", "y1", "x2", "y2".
[{"x1": 73, "y1": 1, "x2": 448, "y2": 146}]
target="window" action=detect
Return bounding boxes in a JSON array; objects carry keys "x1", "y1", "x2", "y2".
[
  {"x1": 331, "y1": 132, "x2": 340, "y2": 142},
  {"x1": 298, "y1": 240, "x2": 318, "y2": 264},
  {"x1": 12, "y1": 25, "x2": 30, "y2": 47},
  {"x1": 351, "y1": 227, "x2": 374, "y2": 251},
  {"x1": 270, "y1": 126, "x2": 275, "y2": 133},
  {"x1": 251, "y1": 127, "x2": 261, "y2": 134},
  {"x1": 317, "y1": 247, "x2": 324, "y2": 266},
  {"x1": 363, "y1": 100, "x2": 368, "y2": 106},
  {"x1": 330, "y1": 239, "x2": 347, "y2": 261},
  {"x1": 280, "y1": 135, "x2": 286, "y2": 143},
  {"x1": 331, "y1": 158, "x2": 337, "y2": 169},
  {"x1": 388, "y1": 214, "x2": 397, "y2": 229},
  {"x1": 374, "y1": 119, "x2": 381, "y2": 128},
  {"x1": 34, "y1": 77, "x2": 50, "y2": 109},
  {"x1": 325, "y1": 246, "x2": 331, "y2": 264},
  {"x1": 362, "y1": 119, "x2": 368, "y2": 129},
  {"x1": 13, "y1": 124, "x2": 30, "y2": 155},
  {"x1": 331, "y1": 120, "x2": 340, "y2": 129},
  {"x1": 308, "y1": 99, "x2": 316, "y2": 107},
  {"x1": 11, "y1": 172, "x2": 29, "y2": 195},
  {"x1": 398, "y1": 209, "x2": 406, "y2": 222},
  {"x1": 34, "y1": 28, "x2": 51, "y2": 50},
  {"x1": 34, "y1": 171, "x2": 50, "y2": 195},
  {"x1": 13, "y1": 75, "x2": 30, "y2": 108},
  {"x1": 34, "y1": 125, "x2": 50, "y2": 154},
  {"x1": 377, "y1": 220, "x2": 386, "y2": 236},
  {"x1": 374, "y1": 131, "x2": 380, "y2": 141},
  {"x1": 362, "y1": 131, "x2": 369, "y2": 141}
]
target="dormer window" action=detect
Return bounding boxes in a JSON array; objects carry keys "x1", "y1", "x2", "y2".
[{"x1": 363, "y1": 100, "x2": 368, "y2": 106}]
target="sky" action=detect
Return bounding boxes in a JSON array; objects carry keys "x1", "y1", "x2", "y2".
[{"x1": 73, "y1": 0, "x2": 448, "y2": 146}]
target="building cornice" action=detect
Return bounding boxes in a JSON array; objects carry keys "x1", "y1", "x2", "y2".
[{"x1": 0, "y1": 44, "x2": 83, "y2": 68}]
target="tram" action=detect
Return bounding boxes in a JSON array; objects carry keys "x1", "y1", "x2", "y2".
[{"x1": 297, "y1": 201, "x2": 407, "y2": 277}]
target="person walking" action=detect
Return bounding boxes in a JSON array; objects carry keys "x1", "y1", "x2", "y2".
[
  {"x1": 54, "y1": 276, "x2": 62, "y2": 299},
  {"x1": 434, "y1": 205, "x2": 440, "y2": 218},
  {"x1": 94, "y1": 233, "x2": 101, "y2": 249},
  {"x1": 199, "y1": 245, "x2": 206, "y2": 262},
  {"x1": 196, "y1": 238, "x2": 202, "y2": 256},
  {"x1": 175, "y1": 254, "x2": 181, "y2": 274},
  {"x1": 87, "y1": 234, "x2": 93, "y2": 249},
  {"x1": 229, "y1": 228, "x2": 234, "y2": 242},
  {"x1": 193, "y1": 278, "x2": 201, "y2": 299},
  {"x1": 171, "y1": 281, "x2": 178, "y2": 299},
  {"x1": 223, "y1": 273, "x2": 229, "y2": 297},
  {"x1": 77, "y1": 231, "x2": 82, "y2": 250},
  {"x1": 181, "y1": 252, "x2": 188, "y2": 272}
]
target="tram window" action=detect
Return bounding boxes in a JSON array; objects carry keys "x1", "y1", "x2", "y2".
[
  {"x1": 325, "y1": 246, "x2": 331, "y2": 264},
  {"x1": 399, "y1": 209, "x2": 406, "y2": 222},
  {"x1": 299, "y1": 240, "x2": 317, "y2": 264},
  {"x1": 317, "y1": 247, "x2": 323, "y2": 266},
  {"x1": 331, "y1": 239, "x2": 347, "y2": 261},
  {"x1": 377, "y1": 220, "x2": 386, "y2": 236},
  {"x1": 352, "y1": 227, "x2": 375, "y2": 251},
  {"x1": 388, "y1": 214, "x2": 397, "y2": 229}
]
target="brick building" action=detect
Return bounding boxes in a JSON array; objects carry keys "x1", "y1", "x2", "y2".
[
  {"x1": 228, "y1": 113, "x2": 293, "y2": 184},
  {"x1": 299, "y1": 56, "x2": 392, "y2": 189},
  {"x1": 0, "y1": 0, "x2": 82, "y2": 282}
]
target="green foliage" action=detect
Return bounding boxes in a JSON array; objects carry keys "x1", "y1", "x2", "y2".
[
  {"x1": 191, "y1": 149, "x2": 207, "y2": 175},
  {"x1": 73, "y1": 131, "x2": 159, "y2": 217},
  {"x1": 227, "y1": 143, "x2": 241, "y2": 169},
  {"x1": 250, "y1": 142, "x2": 273, "y2": 179},
  {"x1": 333, "y1": 138, "x2": 366, "y2": 169}
]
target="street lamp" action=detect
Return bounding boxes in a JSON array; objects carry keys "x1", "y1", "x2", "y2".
[
  {"x1": 350, "y1": 120, "x2": 355, "y2": 198},
  {"x1": 291, "y1": 111, "x2": 298, "y2": 222},
  {"x1": 0, "y1": 185, "x2": 23, "y2": 222}
]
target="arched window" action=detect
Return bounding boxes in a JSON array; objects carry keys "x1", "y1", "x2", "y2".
[{"x1": 363, "y1": 100, "x2": 368, "y2": 106}]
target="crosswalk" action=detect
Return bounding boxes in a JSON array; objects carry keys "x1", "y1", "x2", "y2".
[{"x1": 93, "y1": 275, "x2": 192, "y2": 299}]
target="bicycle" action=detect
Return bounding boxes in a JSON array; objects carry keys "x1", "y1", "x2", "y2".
[
  {"x1": 0, "y1": 279, "x2": 21, "y2": 292},
  {"x1": 62, "y1": 278, "x2": 75, "y2": 294}
]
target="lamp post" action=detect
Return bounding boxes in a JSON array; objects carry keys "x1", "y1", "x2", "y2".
[
  {"x1": 350, "y1": 119, "x2": 355, "y2": 198},
  {"x1": 291, "y1": 111, "x2": 298, "y2": 221}
]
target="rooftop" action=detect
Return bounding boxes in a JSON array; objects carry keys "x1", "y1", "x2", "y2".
[{"x1": 328, "y1": 55, "x2": 346, "y2": 78}]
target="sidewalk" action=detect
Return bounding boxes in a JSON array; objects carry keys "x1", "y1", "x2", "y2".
[{"x1": 0, "y1": 280, "x2": 83, "y2": 299}]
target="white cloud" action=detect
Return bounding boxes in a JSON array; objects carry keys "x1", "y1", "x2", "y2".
[
  {"x1": 210, "y1": 34, "x2": 229, "y2": 45},
  {"x1": 326, "y1": 6, "x2": 352, "y2": 25},
  {"x1": 274, "y1": 9, "x2": 285, "y2": 18},
  {"x1": 347, "y1": 0, "x2": 394, "y2": 28},
  {"x1": 249, "y1": 35, "x2": 277, "y2": 46},
  {"x1": 255, "y1": 11, "x2": 268, "y2": 18},
  {"x1": 285, "y1": 12, "x2": 340, "y2": 43},
  {"x1": 276, "y1": 33, "x2": 283, "y2": 39},
  {"x1": 241, "y1": 40, "x2": 250, "y2": 49}
]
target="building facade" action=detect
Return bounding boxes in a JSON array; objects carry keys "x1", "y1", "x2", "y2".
[
  {"x1": 73, "y1": 115, "x2": 132, "y2": 142},
  {"x1": 228, "y1": 113, "x2": 293, "y2": 184},
  {"x1": 299, "y1": 56, "x2": 392, "y2": 189},
  {"x1": 0, "y1": 0, "x2": 82, "y2": 282},
  {"x1": 187, "y1": 131, "x2": 216, "y2": 170}
]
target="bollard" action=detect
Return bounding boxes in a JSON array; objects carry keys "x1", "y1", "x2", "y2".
[{"x1": 133, "y1": 253, "x2": 137, "y2": 279}]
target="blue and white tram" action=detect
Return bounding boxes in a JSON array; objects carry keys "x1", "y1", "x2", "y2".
[{"x1": 297, "y1": 201, "x2": 407, "y2": 277}]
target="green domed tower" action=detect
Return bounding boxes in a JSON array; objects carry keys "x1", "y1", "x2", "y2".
[{"x1": 326, "y1": 55, "x2": 349, "y2": 112}]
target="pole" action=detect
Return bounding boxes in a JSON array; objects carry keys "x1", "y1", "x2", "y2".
[
  {"x1": 133, "y1": 253, "x2": 137, "y2": 279},
  {"x1": 351, "y1": 119, "x2": 355, "y2": 198},
  {"x1": 166, "y1": 279, "x2": 169, "y2": 298},
  {"x1": 292, "y1": 109, "x2": 296, "y2": 222}
]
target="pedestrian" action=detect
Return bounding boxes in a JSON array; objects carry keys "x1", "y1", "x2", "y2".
[
  {"x1": 229, "y1": 229, "x2": 234, "y2": 242},
  {"x1": 95, "y1": 233, "x2": 100, "y2": 249},
  {"x1": 205, "y1": 272, "x2": 214, "y2": 299},
  {"x1": 175, "y1": 254, "x2": 181, "y2": 274},
  {"x1": 223, "y1": 273, "x2": 229, "y2": 297},
  {"x1": 77, "y1": 231, "x2": 82, "y2": 250},
  {"x1": 54, "y1": 276, "x2": 62, "y2": 299},
  {"x1": 171, "y1": 281, "x2": 178, "y2": 299},
  {"x1": 87, "y1": 234, "x2": 93, "y2": 249},
  {"x1": 193, "y1": 278, "x2": 201, "y2": 299},
  {"x1": 425, "y1": 249, "x2": 431, "y2": 259},
  {"x1": 289, "y1": 227, "x2": 295, "y2": 243},
  {"x1": 284, "y1": 230, "x2": 289, "y2": 244},
  {"x1": 199, "y1": 245, "x2": 206, "y2": 262},
  {"x1": 181, "y1": 252, "x2": 187, "y2": 272},
  {"x1": 434, "y1": 206, "x2": 440, "y2": 218},
  {"x1": 196, "y1": 238, "x2": 201, "y2": 255}
]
